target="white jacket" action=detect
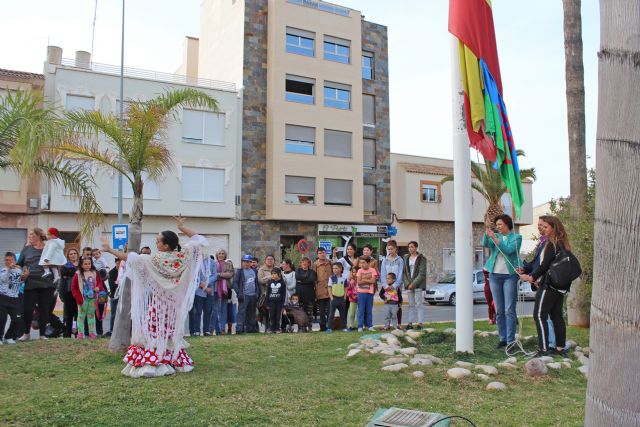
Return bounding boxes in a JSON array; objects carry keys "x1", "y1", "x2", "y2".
[{"x1": 39, "y1": 238, "x2": 67, "y2": 265}]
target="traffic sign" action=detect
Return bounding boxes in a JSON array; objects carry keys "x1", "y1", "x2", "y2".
[{"x1": 112, "y1": 224, "x2": 129, "y2": 251}]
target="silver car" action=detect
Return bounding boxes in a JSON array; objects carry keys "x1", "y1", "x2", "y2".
[{"x1": 424, "y1": 270, "x2": 487, "y2": 306}]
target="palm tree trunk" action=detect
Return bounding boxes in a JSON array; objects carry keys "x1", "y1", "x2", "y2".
[
  {"x1": 585, "y1": 1, "x2": 640, "y2": 424},
  {"x1": 563, "y1": 0, "x2": 590, "y2": 327},
  {"x1": 108, "y1": 187, "x2": 143, "y2": 353}
]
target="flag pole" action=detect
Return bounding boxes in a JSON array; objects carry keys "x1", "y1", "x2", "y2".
[{"x1": 451, "y1": 36, "x2": 474, "y2": 353}]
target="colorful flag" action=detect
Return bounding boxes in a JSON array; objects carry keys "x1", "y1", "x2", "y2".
[{"x1": 449, "y1": 0, "x2": 524, "y2": 217}]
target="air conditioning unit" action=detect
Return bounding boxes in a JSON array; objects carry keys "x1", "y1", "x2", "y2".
[{"x1": 40, "y1": 194, "x2": 50, "y2": 210}]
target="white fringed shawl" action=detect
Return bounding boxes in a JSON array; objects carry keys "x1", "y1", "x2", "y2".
[{"x1": 126, "y1": 234, "x2": 208, "y2": 360}]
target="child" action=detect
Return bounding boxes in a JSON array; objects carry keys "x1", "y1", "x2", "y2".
[
  {"x1": 71, "y1": 257, "x2": 106, "y2": 339},
  {"x1": 346, "y1": 267, "x2": 359, "y2": 330},
  {"x1": 0, "y1": 252, "x2": 23, "y2": 344},
  {"x1": 356, "y1": 256, "x2": 378, "y2": 332},
  {"x1": 91, "y1": 248, "x2": 108, "y2": 279},
  {"x1": 327, "y1": 262, "x2": 347, "y2": 333},
  {"x1": 380, "y1": 273, "x2": 400, "y2": 330},
  {"x1": 266, "y1": 267, "x2": 286, "y2": 333},
  {"x1": 39, "y1": 227, "x2": 66, "y2": 280},
  {"x1": 283, "y1": 294, "x2": 309, "y2": 333}
]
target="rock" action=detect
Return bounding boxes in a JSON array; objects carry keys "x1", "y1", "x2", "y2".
[
  {"x1": 455, "y1": 361, "x2": 474, "y2": 369},
  {"x1": 524, "y1": 335, "x2": 534, "y2": 341},
  {"x1": 486, "y1": 381, "x2": 507, "y2": 391},
  {"x1": 578, "y1": 355, "x2": 589, "y2": 366},
  {"x1": 405, "y1": 336, "x2": 417, "y2": 345},
  {"x1": 370, "y1": 347, "x2": 382, "y2": 354},
  {"x1": 574, "y1": 350, "x2": 584, "y2": 359},
  {"x1": 382, "y1": 335, "x2": 400, "y2": 346},
  {"x1": 443, "y1": 328, "x2": 456, "y2": 335},
  {"x1": 413, "y1": 353, "x2": 431, "y2": 359},
  {"x1": 575, "y1": 346, "x2": 583, "y2": 352},
  {"x1": 538, "y1": 356, "x2": 554, "y2": 363},
  {"x1": 479, "y1": 332, "x2": 491, "y2": 338},
  {"x1": 524, "y1": 358, "x2": 548, "y2": 377},
  {"x1": 476, "y1": 374, "x2": 490, "y2": 381},
  {"x1": 428, "y1": 356, "x2": 444, "y2": 365},
  {"x1": 400, "y1": 347, "x2": 418, "y2": 356},
  {"x1": 361, "y1": 339, "x2": 380, "y2": 348},
  {"x1": 562, "y1": 358, "x2": 572, "y2": 363},
  {"x1": 381, "y1": 363, "x2": 408, "y2": 372},
  {"x1": 447, "y1": 368, "x2": 471, "y2": 379},
  {"x1": 547, "y1": 362, "x2": 562, "y2": 370},
  {"x1": 565, "y1": 340, "x2": 577, "y2": 349},
  {"x1": 347, "y1": 343, "x2": 361, "y2": 350},
  {"x1": 489, "y1": 330, "x2": 499, "y2": 336},
  {"x1": 582, "y1": 347, "x2": 591, "y2": 356},
  {"x1": 562, "y1": 362, "x2": 572, "y2": 369},
  {"x1": 391, "y1": 329, "x2": 405, "y2": 337},
  {"x1": 476, "y1": 364, "x2": 499, "y2": 375},
  {"x1": 413, "y1": 371, "x2": 425, "y2": 378},
  {"x1": 383, "y1": 357, "x2": 408, "y2": 366},
  {"x1": 578, "y1": 365, "x2": 588, "y2": 377},
  {"x1": 406, "y1": 330, "x2": 422, "y2": 339},
  {"x1": 504, "y1": 357, "x2": 517, "y2": 364},
  {"x1": 410, "y1": 358, "x2": 433, "y2": 366},
  {"x1": 497, "y1": 362, "x2": 517, "y2": 370},
  {"x1": 424, "y1": 328, "x2": 436, "y2": 333},
  {"x1": 347, "y1": 349, "x2": 361, "y2": 358},
  {"x1": 380, "y1": 349, "x2": 396, "y2": 356}
]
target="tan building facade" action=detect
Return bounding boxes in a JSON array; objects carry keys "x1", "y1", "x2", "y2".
[{"x1": 0, "y1": 69, "x2": 45, "y2": 255}]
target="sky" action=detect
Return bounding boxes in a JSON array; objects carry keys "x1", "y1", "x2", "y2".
[{"x1": 0, "y1": 0, "x2": 599, "y2": 206}]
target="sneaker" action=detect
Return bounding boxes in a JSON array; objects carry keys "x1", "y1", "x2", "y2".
[
  {"x1": 76, "y1": 333, "x2": 84, "y2": 339},
  {"x1": 343, "y1": 328, "x2": 349, "y2": 332},
  {"x1": 204, "y1": 332, "x2": 211, "y2": 336},
  {"x1": 368, "y1": 327, "x2": 376, "y2": 332},
  {"x1": 18, "y1": 334, "x2": 30, "y2": 342},
  {"x1": 416, "y1": 324, "x2": 423, "y2": 330},
  {"x1": 495, "y1": 341, "x2": 507, "y2": 349},
  {"x1": 552, "y1": 348, "x2": 568, "y2": 357},
  {"x1": 5, "y1": 339, "x2": 16, "y2": 345},
  {"x1": 89, "y1": 333, "x2": 97, "y2": 340},
  {"x1": 39, "y1": 336, "x2": 48, "y2": 340},
  {"x1": 326, "y1": 329, "x2": 333, "y2": 333},
  {"x1": 104, "y1": 331, "x2": 112, "y2": 337},
  {"x1": 406, "y1": 324, "x2": 414, "y2": 330},
  {"x1": 357, "y1": 328, "x2": 363, "y2": 332}
]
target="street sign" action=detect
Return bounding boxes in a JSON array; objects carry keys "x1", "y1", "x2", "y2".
[
  {"x1": 112, "y1": 224, "x2": 129, "y2": 251},
  {"x1": 318, "y1": 240, "x2": 332, "y2": 253},
  {"x1": 297, "y1": 239, "x2": 310, "y2": 254}
]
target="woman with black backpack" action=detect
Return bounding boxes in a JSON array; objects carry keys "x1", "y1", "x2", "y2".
[{"x1": 520, "y1": 215, "x2": 572, "y2": 357}]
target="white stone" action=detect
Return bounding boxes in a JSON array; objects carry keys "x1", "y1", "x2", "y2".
[
  {"x1": 380, "y1": 349, "x2": 396, "y2": 356},
  {"x1": 473, "y1": 330, "x2": 483, "y2": 335},
  {"x1": 565, "y1": 340, "x2": 577, "y2": 349},
  {"x1": 381, "y1": 363, "x2": 408, "y2": 372},
  {"x1": 391, "y1": 329, "x2": 405, "y2": 337},
  {"x1": 424, "y1": 328, "x2": 436, "y2": 333},
  {"x1": 447, "y1": 368, "x2": 472, "y2": 379},
  {"x1": 504, "y1": 357, "x2": 517, "y2": 364},
  {"x1": 538, "y1": 356, "x2": 554, "y2": 363},
  {"x1": 347, "y1": 343, "x2": 361, "y2": 350},
  {"x1": 413, "y1": 353, "x2": 431, "y2": 359},
  {"x1": 562, "y1": 358, "x2": 572, "y2": 363},
  {"x1": 405, "y1": 336, "x2": 417, "y2": 345},
  {"x1": 497, "y1": 362, "x2": 517, "y2": 370},
  {"x1": 547, "y1": 362, "x2": 562, "y2": 370},
  {"x1": 562, "y1": 362, "x2": 572, "y2": 369},
  {"x1": 444, "y1": 328, "x2": 457, "y2": 335},
  {"x1": 524, "y1": 335, "x2": 534, "y2": 341},
  {"x1": 400, "y1": 347, "x2": 418, "y2": 356},
  {"x1": 370, "y1": 347, "x2": 382, "y2": 354},
  {"x1": 582, "y1": 347, "x2": 591, "y2": 356},
  {"x1": 486, "y1": 382, "x2": 507, "y2": 391},
  {"x1": 476, "y1": 374, "x2": 490, "y2": 381},
  {"x1": 574, "y1": 350, "x2": 584, "y2": 359},
  {"x1": 413, "y1": 371, "x2": 425, "y2": 378},
  {"x1": 410, "y1": 358, "x2": 433, "y2": 366},
  {"x1": 382, "y1": 335, "x2": 400, "y2": 346},
  {"x1": 406, "y1": 330, "x2": 422, "y2": 339},
  {"x1": 455, "y1": 361, "x2": 474, "y2": 369},
  {"x1": 361, "y1": 339, "x2": 380, "y2": 348},
  {"x1": 575, "y1": 346, "x2": 583, "y2": 352},
  {"x1": 578, "y1": 355, "x2": 589, "y2": 366},
  {"x1": 383, "y1": 357, "x2": 409, "y2": 366},
  {"x1": 578, "y1": 365, "x2": 588, "y2": 377},
  {"x1": 427, "y1": 355, "x2": 444, "y2": 365},
  {"x1": 479, "y1": 332, "x2": 491, "y2": 338},
  {"x1": 347, "y1": 349, "x2": 361, "y2": 358},
  {"x1": 476, "y1": 365, "x2": 499, "y2": 375},
  {"x1": 489, "y1": 330, "x2": 499, "y2": 336},
  {"x1": 524, "y1": 358, "x2": 548, "y2": 377}
]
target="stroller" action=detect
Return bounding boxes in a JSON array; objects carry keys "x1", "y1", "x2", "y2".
[{"x1": 282, "y1": 306, "x2": 311, "y2": 333}]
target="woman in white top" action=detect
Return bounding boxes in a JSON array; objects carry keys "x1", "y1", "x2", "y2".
[
  {"x1": 333, "y1": 242, "x2": 359, "y2": 280},
  {"x1": 281, "y1": 259, "x2": 297, "y2": 301}
]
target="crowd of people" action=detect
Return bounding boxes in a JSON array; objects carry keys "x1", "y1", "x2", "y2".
[{"x1": 1, "y1": 214, "x2": 572, "y2": 362}]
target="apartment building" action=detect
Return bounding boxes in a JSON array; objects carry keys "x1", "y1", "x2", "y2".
[
  {"x1": 193, "y1": 0, "x2": 391, "y2": 259},
  {"x1": 391, "y1": 153, "x2": 534, "y2": 282},
  {"x1": 40, "y1": 47, "x2": 243, "y2": 261},
  {"x1": 0, "y1": 69, "x2": 45, "y2": 255}
]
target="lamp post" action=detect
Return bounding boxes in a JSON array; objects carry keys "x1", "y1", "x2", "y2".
[{"x1": 117, "y1": 0, "x2": 125, "y2": 224}]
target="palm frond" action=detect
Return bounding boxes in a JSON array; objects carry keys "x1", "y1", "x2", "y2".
[{"x1": 55, "y1": 142, "x2": 133, "y2": 185}]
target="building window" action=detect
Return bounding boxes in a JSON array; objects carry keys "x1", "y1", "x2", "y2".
[
  {"x1": 181, "y1": 167, "x2": 224, "y2": 202},
  {"x1": 323, "y1": 36, "x2": 350, "y2": 63},
  {"x1": 324, "y1": 129, "x2": 351, "y2": 158},
  {"x1": 325, "y1": 178, "x2": 352, "y2": 206},
  {"x1": 362, "y1": 52, "x2": 374, "y2": 79},
  {"x1": 286, "y1": 27, "x2": 315, "y2": 57},
  {"x1": 420, "y1": 181, "x2": 441, "y2": 203},
  {"x1": 324, "y1": 82, "x2": 350, "y2": 110},
  {"x1": 112, "y1": 171, "x2": 160, "y2": 200},
  {"x1": 182, "y1": 109, "x2": 225, "y2": 146},
  {"x1": 363, "y1": 138, "x2": 376, "y2": 169},
  {"x1": 363, "y1": 94, "x2": 375, "y2": 125},
  {"x1": 285, "y1": 176, "x2": 315, "y2": 205},
  {"x1": 364, "y1": 184, "x2": 376, "y2": 214},
  {"x1": 66, "y1": 94, "x2": 94, "y2": 111},
  {"x1": 286, "y1": 75, "x2": 315, "y2": 104},
  {"x1": 285, "y1": 124, "x2": 315, "y2": 155}
]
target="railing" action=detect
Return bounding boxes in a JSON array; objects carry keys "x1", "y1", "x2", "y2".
[
  {"x1": 287, "y1": 0, "x2": 350, "y2": 17},
  {"x1": 59, "y1": 59, "x2": 236, "y2": 92}
]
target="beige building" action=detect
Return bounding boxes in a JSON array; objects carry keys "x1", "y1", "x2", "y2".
[
  {"x1": 391, "y1": 153, "x2": 534, "y2": 281},
  {"x1": 0, "y1": 69, "x2": 45, "y2": 255}
]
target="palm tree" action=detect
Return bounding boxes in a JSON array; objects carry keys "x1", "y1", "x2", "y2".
[
  {"x1": 59, "y1": 88, "x2": 219, "y2": 352},
  {"x1": 585, "y1": 2, "x2": 640, "y2": 424},
  {"x1": 0, "y1": 90, "x2": 102, "y2": 236},
  {"x1": 441, "y1": 150, "x2": 536, "y2": 228}
]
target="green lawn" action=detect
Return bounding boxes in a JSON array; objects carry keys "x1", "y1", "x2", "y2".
[{"x1": 0, "y1": 319, "x2": 589, "y2": 427}]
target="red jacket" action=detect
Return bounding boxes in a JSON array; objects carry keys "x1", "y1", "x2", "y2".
[{"x1": 71, "y1": 271, "x2": 106, "y2": 306}]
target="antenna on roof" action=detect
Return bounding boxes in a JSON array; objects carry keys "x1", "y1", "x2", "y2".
[{"x1": 91, "y1": 0, "x2": 98, "y2": 56}]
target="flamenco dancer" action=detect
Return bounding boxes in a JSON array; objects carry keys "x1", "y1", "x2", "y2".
[{"x1": 102, "y1": 215, "x2": 209, "y2": 378}]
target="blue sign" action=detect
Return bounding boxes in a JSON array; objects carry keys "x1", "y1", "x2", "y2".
[
  {"x1": 318, "y1": 240, "x2": 333, "y2": 253},
  {"x1": 112, "y1": 224, "x2": 129, "y2": 251},
  {"x1": 387, "y1": 226, "x2": 398, "y2": 237}
]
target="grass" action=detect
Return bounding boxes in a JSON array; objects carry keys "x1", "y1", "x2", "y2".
[{"x1": 0, "y1": 319, "x2": 589, "y2": 427}]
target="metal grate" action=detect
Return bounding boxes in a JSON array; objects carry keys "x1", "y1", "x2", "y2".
[{"x1": 373, "y1": 408, "x2": 444, "y2": 427}]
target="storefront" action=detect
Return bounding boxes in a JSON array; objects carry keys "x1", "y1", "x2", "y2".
[{"x1": 317, "y1": 224, "x2": 389, "y2": 258}]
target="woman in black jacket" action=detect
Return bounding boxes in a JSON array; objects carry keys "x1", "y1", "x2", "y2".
[
  {"x1": 520, "y1": 215, "x2": 570, "y2": 356},
  {"x1": 295, "y1": 257, "x2": 317, "y2": 330},
  {"x1": 60, "y1": 247, "x2": 81, "y2": 337}
]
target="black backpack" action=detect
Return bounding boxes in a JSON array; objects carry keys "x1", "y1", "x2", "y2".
[{"x1": 547, "y1": 242, "x2": 582, "y2": 291}]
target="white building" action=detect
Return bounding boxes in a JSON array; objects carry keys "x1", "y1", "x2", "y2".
[{"x1": 40, "y1": 47, "x2": 243, "y2": 262}]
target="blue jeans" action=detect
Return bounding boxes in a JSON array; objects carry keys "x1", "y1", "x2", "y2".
[
  {"x1": 109, "y1": 298, "x2": 119, "y2": 333},
  {"x1": 489, "y1": 273, "x2": 518, "y2": 343},
  {"x1": 357, "y1": 293, "x2": 374, "y2": 329},
  {"x1": 547, "y1": 319, "x2": 556, "y2": 348},
  {"x1": 189, "y1": 295, "x2": 207, "y2": 334},
  {"x1": 212, "y1": 294, "x2": 228, "y2": 334}
]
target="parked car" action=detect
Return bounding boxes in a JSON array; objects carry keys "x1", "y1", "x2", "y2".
[
  {"x1": 424, "y1": 269, "x2": 486, "y2": 306},
  {"x1": 518, "y1": 280, "x2": 536, "y2": 301}
]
